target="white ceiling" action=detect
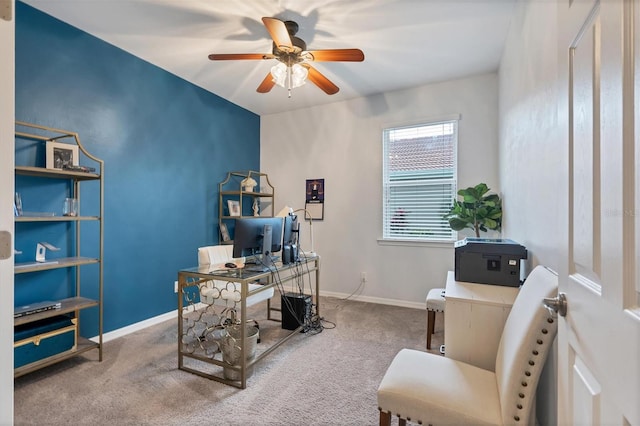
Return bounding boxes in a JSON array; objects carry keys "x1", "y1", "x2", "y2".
[{"x1": 23, "y1": 0, "x2": 515, "y2": 116}]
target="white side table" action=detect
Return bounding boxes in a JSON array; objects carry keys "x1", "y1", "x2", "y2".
[{"x1": 444, "y1": 270, "x2": 519, "y2": 371}]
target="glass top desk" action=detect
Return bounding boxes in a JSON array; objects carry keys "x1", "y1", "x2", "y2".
[{"x1": 177, "y1": 255, "x2": 320, "y2": 389}]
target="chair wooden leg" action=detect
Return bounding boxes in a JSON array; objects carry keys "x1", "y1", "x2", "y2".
[
  {"x1": 399, "y1": 419, "x2": 407, "y2": 426},
  {"x1": 379, "y1": 410, "x2": 391, "y2": 426},
  {"x1": 426, "y1": 310, "x2": 436, "y2": 349}
]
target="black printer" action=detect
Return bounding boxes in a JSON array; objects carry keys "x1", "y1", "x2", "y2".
[{"x1": 454, "y1": 238, "x2": 527, "y2": 287}]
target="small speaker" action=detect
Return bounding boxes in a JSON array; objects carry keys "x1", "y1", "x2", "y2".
[
  {"x1": 281, "y1": 293, "x2": 311, "y2": 330},
  {"x1": 282, "y1": 244, "x2": 299, "y2": 264}
]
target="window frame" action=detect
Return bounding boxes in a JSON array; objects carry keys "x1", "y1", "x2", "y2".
[{"x1": 381, "y1": 116, "x2": 459, "y2": 244}]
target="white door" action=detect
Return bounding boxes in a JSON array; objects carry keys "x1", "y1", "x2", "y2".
[
  {"x1": 558, "y1": 0, "x2": 640, "y2": 424},
  {"x1": 0, "y1": 0, "x2": 15, "y2": 423}
]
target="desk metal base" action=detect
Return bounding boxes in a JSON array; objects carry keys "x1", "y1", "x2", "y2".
[{"x1": 177, "y1": 256, "x2": 320, "y2": 389}]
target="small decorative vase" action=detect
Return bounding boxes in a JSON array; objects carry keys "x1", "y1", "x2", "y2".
[{"x1": 241, "y1": 177, "x2": 257, "y2": 193}]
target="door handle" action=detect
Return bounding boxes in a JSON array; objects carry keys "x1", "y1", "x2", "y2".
[{"x1": 543, "y1": 292, "x2": 567, "y2": 317}]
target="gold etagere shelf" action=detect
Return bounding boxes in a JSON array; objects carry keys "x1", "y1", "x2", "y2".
[
  {"x1": 218, "y1": 171, "x2": 275, "y2": 243},
  {"x1": 13, "y1": 121, "x2": 104, "y2": 378}
]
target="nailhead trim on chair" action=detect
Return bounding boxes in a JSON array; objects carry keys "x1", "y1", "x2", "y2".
[
  {"x1": 510, "y1": 317, "x2": 557, "y2": 424},
  {"x1": 379, "y1": 408, "x2": 424, "y2": 425}
]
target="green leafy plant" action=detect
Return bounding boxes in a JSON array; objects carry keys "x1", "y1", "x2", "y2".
[{"x1": 444, "y1": 183, "x2": 502, "y2": 237}]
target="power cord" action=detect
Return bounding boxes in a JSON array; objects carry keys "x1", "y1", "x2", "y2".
[
  {"x1": 340, "y1": 279, "x2": 365, "y2": 301},
  {"x1": 253, "y1": 250, "x2": 332, "y2": 335}
]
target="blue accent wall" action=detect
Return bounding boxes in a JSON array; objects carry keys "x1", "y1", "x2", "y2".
[{"x1": 15, "y1": 2, "x2": 260, "y2": 334}]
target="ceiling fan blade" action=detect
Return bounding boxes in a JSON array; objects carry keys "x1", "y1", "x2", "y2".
[
  {"x1": 306, "y1": 49, "x2": 365, "y2": 62},
  {"x1": 208, "y1": 53, "x2": 273, "y2": 61},
  {"x1": 257, "y1": 72, "x2": 276, "y2": 93},
  {"x1": 262, "y1": 17, "x2": 293, "y2": 50},
  {"x1": 303, "y1": 65, "x2": 339, "y2": 95}
]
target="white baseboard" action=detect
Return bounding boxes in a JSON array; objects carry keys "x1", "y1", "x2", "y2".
[
  {"x1": 92, "y1": 294, "x2": 423, "y2": 343},
  {"x1": 91, "y1": 303, "x2": 207, "y2": 343},
  {"x1": 316, "y1": 290, "x2": 425, "y2": 310}
]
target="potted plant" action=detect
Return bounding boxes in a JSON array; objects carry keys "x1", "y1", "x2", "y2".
[{"x1": 444, "y1": 183, "x2": 502, "y2": 238}]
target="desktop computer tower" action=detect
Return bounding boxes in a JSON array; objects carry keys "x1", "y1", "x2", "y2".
[{"x1": 281, "y1": 292, "x2": 311, "y2": 330}]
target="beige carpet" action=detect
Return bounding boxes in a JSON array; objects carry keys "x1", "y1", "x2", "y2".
[{"x1": 14, "y1": 296, "x2": 444, "y2": 426}]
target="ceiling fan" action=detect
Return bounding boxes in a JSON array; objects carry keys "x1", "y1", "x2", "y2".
[{"x1": 208, "y1": 17, "x2": 365, "y2": 97}]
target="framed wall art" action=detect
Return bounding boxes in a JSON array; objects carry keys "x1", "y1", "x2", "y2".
[
  {"x1": 227, "y1": 200, "x2": 241, "y2": 217},
  {"x1": 46, "y1": 141, "x2": 79, "y2": 170},
  {"x1": 219, "y1": 222, "x2": 231, "y2": 241},
  {"x1": 305, "y1": 178, "x2": 325, "y2": 220}
]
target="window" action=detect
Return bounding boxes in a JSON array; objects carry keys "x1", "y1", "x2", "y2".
[{"x1": 382, "y1": 119, "x2": 458, "y2": 242}]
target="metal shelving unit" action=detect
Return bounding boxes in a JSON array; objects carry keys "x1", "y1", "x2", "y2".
[
  {"x1": 13, "y1": 121, "x2": 104, "y2": 377},
  {"x1": 218, "y1": 171, "x2": 275, "y2": 243}
]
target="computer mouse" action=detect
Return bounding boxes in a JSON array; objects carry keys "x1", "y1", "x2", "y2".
[{"x1": 225, "y1": 262, "x2": 237, "y2": 268}]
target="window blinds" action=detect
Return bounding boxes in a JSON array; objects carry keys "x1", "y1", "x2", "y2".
[{"x1": 382, "y1": 120, "x2": 458, "y2": 241}]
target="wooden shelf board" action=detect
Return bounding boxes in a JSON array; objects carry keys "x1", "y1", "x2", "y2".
[
  {"x1": 14, "y1": 257, "x2": 99, "y2": 274},
  {"x1": 15, "y1": 166, "x2": 100, "y2": 181},
  {"x1": 15, "y1": 216, "x2": 99, "y2": 222},
  {"x1": 14, "y1": 338, "x2": 100, "y2": 378},
  {"x1": 220, "y1": 190, "x2": 273, "y2": 197},
  {"x1": 14, "y1": 297, "x2": 99, "y2": 326}
]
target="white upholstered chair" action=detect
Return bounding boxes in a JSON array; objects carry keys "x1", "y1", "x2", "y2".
[
  {"x1": 197, "y1": 245, "x2": 274, "y2": 307},
  {"x1": 377, "y1": 265, "x2": 558, "y2": 426}
]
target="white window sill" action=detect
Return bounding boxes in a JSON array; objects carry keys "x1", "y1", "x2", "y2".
[{"x1": 377, "y1": 238, "x2": 455, "y2": 249}]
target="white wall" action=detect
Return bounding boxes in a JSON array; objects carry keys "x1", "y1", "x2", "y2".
[
  {"x1": 498, "y1": 1, "x2": 563, "y2": 425},
  {"x1": 499, "y1": 1, "x2": 564, "y2": 276},
  {"x1": 0, "y1": 1, "x2": 15, "y2": 422},
  {"x1": 262, "y1": 73, "x2": 499, "y2": 307}
]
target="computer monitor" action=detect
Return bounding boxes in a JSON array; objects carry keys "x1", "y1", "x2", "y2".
[
  {"x1": 282, "y1": 213, "x2": 299, "y2": 264},
  {"x1": 232, "y1": 217, "x2": 284, "y2": 268}
]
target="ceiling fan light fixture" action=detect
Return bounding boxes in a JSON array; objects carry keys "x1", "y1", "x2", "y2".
[
  {"x1": 270, "y1": 62, "x2": 308, "y2": 97},
  {"x1": 291, "y1": 63, "x2": 308, "y2": 88},
  {"x1": 271, "y1": 62, "x2": 287, "y2": 87}
]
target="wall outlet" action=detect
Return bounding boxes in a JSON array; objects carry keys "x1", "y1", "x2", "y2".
[
  {"x1": 360, "y1": 272, "x2": 367, "y2": 283},
  {"x1": 174, "y1": 280, "x2": 178, "y2": 293}
]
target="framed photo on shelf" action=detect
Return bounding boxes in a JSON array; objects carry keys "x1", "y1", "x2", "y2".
[
  {"x1": 227, "y1": 200, "x2": 241, "y2": 217},
  {"x1": 46, "y1": 141, "x2": 79, "y2": 170},
  {"x1": 219, "y1": 223, "x2": 231, "y2": 242}
]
